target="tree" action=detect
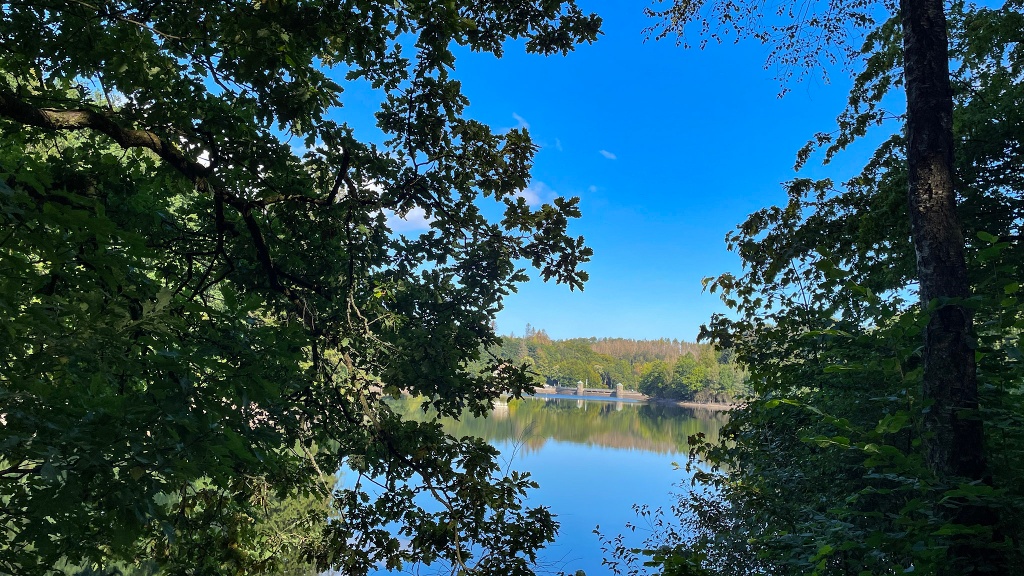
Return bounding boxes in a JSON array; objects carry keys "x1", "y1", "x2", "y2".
[
  {"x1": 901, "y1": 0, "x2": 988, "y2": 488},
  {"x1": 670, "y1": 354, "x2": 699, "y2": 399},
  {"x1": 651, "y1": 0, "x2": 985, "y2": 496},
  {"x1": 0, "y1": 2, "x2": 600, "y2": 575},
  {"x1": 650, "y1": 0, "x2": 984, "y2": 476},
  {"x1": 639, "y1": 361, "x2": 672, "y2": 398},
  {"x1": 633, "y1": 0, "x2": 1022, "y2": 572}
]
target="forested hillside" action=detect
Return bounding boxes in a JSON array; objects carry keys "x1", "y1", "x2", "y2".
[{"x1": 490, "y1": 325, "x2": 747, "y2": 403}]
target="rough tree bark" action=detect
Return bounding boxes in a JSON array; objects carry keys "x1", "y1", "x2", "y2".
[
  {"x1": 901, "y1": 0, "x2": 983, "y2": 485},
  {"x1": 901, "y1": 0, "x2": 982, "y2": 481},
  {"x1": 654, "y1": 0, "x2": 1005, "y2": 569},
  {"x1": 901, "y1": 0, "x2": 998, "y2": 571}
]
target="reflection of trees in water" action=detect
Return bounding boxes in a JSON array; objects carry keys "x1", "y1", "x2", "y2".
[{"x1": 390, "y1": 396, "x2": 727, "y2": 455}]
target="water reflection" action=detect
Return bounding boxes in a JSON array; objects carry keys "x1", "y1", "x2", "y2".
[
  {"x1": 359, "y1": 396, "x2": 730, "y2": 576},
  {"x1": 390, "y1": 395, "x2": 728, "y2": 456}
]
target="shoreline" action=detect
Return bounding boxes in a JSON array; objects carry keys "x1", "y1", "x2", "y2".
[
  {"x1": 647, "y1": 397, "x2": 739, "y2": 411},
  {"x1": 674, "y1": 400, "x2": 737, "y2": 411},
  {"x1": 529, "y1": 389, "x2": 738, "y2": 412}
]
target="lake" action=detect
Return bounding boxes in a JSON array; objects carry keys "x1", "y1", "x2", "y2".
[{"x1": 354, "y1": 395, "x2": 728, "y2": 576}]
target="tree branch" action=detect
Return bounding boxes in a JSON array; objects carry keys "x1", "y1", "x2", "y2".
[
  {"x1": 0, "y1": 87, "x2": 210, "y2": 182},
  {"x1": 0, "y1": 87, "x2": 330, "y2": 336}
]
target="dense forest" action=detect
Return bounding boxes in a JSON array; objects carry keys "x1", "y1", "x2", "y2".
[{"x1": 488, "y1": 326, "x2": 748, "y2": 403}]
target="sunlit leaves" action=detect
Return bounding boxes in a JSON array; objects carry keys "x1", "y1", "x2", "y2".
[{"x1": 645, "y1": 0, "x2": 898, "y2": 89}]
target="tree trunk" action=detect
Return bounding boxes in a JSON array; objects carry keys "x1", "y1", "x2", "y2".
[{"x1": 900, "y1": 0, "x2": 996, "y2": 570}]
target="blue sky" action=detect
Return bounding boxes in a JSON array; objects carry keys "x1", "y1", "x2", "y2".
[{"x1": 338, "y1": 2, "x2": 902, "y2": 341}]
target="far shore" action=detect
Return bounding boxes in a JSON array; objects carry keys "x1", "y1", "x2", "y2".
[
  {"x1": 529, "y1": 388, "x2": 738, "y2": 411},
  {"x1": 642, "y1": 396, "x2": 738, "y2": 411},
  {"x1": 665, "y1": 399, "x2": 738, "y2": 411}
]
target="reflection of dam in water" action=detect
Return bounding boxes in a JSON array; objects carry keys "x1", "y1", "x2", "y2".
[
  {"x1": 390, "y1": 395, "x2": 728, "y2": 456},
  {"x1": 491, "y1": 399, "x2": 509, "y2": 419},
  {"x1": 568, "y1": 398, "x2": 625, "y2": 410},
  {"x1": 533, "y1": 384, "x2": 648, "y2": 401}
]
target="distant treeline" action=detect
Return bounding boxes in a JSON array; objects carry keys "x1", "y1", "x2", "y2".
[
  {"x1": 391, "y1": 396, "x2": 729, "y2": 455},
  {"x1": 490, "y1": 325, "x2": 748, "y2": 403}
]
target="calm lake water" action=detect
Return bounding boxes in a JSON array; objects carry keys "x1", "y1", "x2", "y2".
[{"x1": 354, "y1": 395, "x2": 728, "y2": 576}]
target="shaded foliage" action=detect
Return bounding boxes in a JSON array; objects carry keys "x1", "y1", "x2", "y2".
[
  {"x1": 0, "y1": 1, "x2": 601, "y2": 575},
  {"x1": 612, "y1": 1, "x2": 1024, "y2": 574}
]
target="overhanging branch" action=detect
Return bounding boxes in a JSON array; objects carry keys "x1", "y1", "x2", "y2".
[
  {"x1": 0, "y1": 87, "x2": 330, "y2": 335},
  {"x1": 0, "y1": 87, "x2": 211, "y2": 182}
]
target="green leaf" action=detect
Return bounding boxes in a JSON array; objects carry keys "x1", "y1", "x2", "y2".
[
  {"x1": 977, "y1": 230, "x2": 999, "y2": 243},
  {"x1": 875, "y1": 412, "x2": 909, "y2": 434}
]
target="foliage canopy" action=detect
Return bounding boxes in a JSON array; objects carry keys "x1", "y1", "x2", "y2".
[
  {"x1": 614, "y1": 0, "x2": 1024, "y2": 574},
  {"x1": 0, "y1": 1, "x2": 600, "y2": 575}
]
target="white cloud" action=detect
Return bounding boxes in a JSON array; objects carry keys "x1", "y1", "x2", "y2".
[
  {"x1": 512, "y1": 112, "x2": 530, "y2": 130},
  {"x1": 363, "y1": 179, "x2": 385, "y2": 197},
  {"x1": 555, "y1": 138, "x2": 563, "y2": 151},
  {"x1": 371, "y1": 178, "x2": 432, "y2": 233},
  {"x1": 518, "y1": 187, "x2": 541, "y2": 207},
  {"x1": 517, "y1": 181, "x2": 557, "y2": 208},
  {"x1": 587, "y1": 185, "x2": 598, "y2": 193},
  {"x1": 385, "y1": 206, "x2": 433, "y2": 233},
  {"x1": 599, "y1": 149, "x2": 617, "y2": 160}
]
